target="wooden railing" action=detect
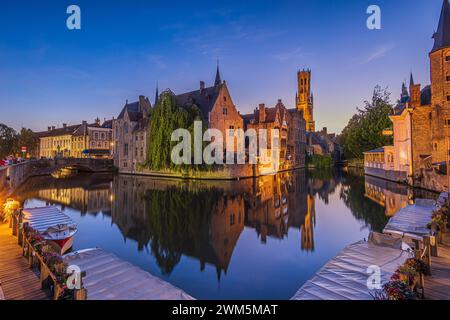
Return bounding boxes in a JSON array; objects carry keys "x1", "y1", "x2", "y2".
[{"x1": 11, "y1": 211, "x2": 87, "y2": 300}]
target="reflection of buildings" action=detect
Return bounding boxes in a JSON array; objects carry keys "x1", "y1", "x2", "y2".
[
  {"x1": 14, "y1": 174, "x2": 112, "y2": 215},
  {"x1": 14, "y1": 169, "x2": 365, "y2": 277},
  {"x1": 301, "y1": 194, "x2": 315, "y2": 252},
  {"x1": 364, "y1": 175, "x2": 411, "y2": 217}
]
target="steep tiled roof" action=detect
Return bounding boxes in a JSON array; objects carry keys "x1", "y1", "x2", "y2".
[
  {"x1": 175, "y1": 84, "x2": 222, "y2": 120},
  {"x1": 36, "y1": 124, "x2": 80, "y2": 138}
]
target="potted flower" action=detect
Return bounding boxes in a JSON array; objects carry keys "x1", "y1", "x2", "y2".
[{"x1": 382, "y1": 280, "x2": 416, "y2": 300}]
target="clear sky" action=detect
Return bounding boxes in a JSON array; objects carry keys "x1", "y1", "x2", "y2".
[{"x1": 0, "y1": 0, "x2": 445, "y2": 133}]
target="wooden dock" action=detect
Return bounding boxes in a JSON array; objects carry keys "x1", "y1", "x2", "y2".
[
  {"x1": 425, "y1": 232, "x2": 450, "y2": 300},
  {"x1": 0, "y1": 222, "x2": 48, "y2": 300}
]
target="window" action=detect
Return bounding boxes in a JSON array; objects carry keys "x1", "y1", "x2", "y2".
[
  {"x1": 447, "y1": 76, "x2": 450, "y2": 82},
  {"x1": 101, "y1": 133, "x2": 105, "y2": 140},
  {"x1": 124, "y1": 123, "x2": 128, "y2": 134},
  {"x1": 140, "y1": 147, "x2": 144, "y2": 157},
  {"x1": 446, "y1": 56, "x2": 450, "y2": 61},
  {"x1": 124, "y1": 143, "x2": 129, "y2": 156},
  {"x1": 223, "y1": 96, "x2": 227, "y2": 102},
  {"x1": 123, "y1": 162, "x2": 127, "y2": 168},
  {"x1": 135, "y1": 135, "x2": 138, "y2": 141},
  {"x1": 446, "y1": 119, "x2": 450, "y2": 127},
  {"x1": 230, "y1": 214, "x2": 235, "y2": 226},
  {"x1": 223, "y1": 108, "x2": 228, "y2": 115},
  {"x1": 94, "y1": 132, "x2": 98, "y2": 140},
  {"x1": 135, "y1": 148, "x2": 138, "y2": 157},
  {"x1": 447, "y1": 96, "x2": 450, "y2": 102}
]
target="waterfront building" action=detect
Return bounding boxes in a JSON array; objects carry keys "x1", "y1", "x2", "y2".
[
  {"x1": 306, "y1": 127, "x2": 341, "y2": 162},
  {"x1": 364, "y1": 0, "x2": 450, "y2": 192},
  {"x1": 112, "y1": 96, "x2": 151, "y2": 172},
  {"x1": 112, "y1": 67, "x2": 307, "y2": 177},
  {"x1": 242, "y1": 99, "x2": 306, "y2": 173},
  {"x1": 175, "y1": 66, "x2": 244, "y2": 153},
  {"x1": 37, "y1": 118, "x2": 113, "y2": 159}
]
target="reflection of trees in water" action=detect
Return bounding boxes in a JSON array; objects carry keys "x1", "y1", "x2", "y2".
[
  {"x1": 143, "y1": 187, "x2": 221, "y2": 275},
  {"x1": 339, "y1": 172, "x2": 389, "y2": 232}
]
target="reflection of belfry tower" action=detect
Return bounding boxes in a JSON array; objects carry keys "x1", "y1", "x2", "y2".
[
  {"x1": 296, "y1": 69, "x2": 315, "y2": 132},
  {"x1": 301, "y1": 193, "x2": 315, "y2": 252}
]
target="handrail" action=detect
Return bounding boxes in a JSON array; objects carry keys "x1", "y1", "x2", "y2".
[{"x1": 13, "y1": 212, "x2": 87, "y2": 300}]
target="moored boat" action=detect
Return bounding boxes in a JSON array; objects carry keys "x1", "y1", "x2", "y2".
[{"x1": 22, "y1": 206, "x2": 77, "y2": 254}]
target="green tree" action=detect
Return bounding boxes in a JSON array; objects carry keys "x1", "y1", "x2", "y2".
[
  {"x1": 15, "y1": 128, "x2": 38, "y2": 157},
  {"x1": 339, "y1": 86, "x2": 393, "y2": 159},
  {"x1": 0, "y1": 123, "x2": 17, "y2": 158},
  {"x1": 146, "y1": 90, "x2": 209, "y2": 172}
]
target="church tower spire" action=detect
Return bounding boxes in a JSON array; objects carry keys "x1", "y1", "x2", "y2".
[
  {"x1": 154, "y1": 82, "x2": 159, "y2": 106},
  {"x1": 214, "y1": 59, "x2": 222, "y2": 86}
]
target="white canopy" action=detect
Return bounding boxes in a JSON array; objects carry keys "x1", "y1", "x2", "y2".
[
  {"x1": 383, "y1": 199, "x2": 435, "y2": 239},
  {"x1": 291, "y1": 236, "x2": 411, "y2": 300},
  {"x1": 63, "y1": 248, "x2": 194, "y2": 300},
  {"x1": 22, "y1": 206, "x2": 76, "y2": 233}
]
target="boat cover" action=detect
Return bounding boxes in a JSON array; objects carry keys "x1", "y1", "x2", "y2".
[
  {"x1": 383, "y1": 199, "x2": 436, "y2": 238},
  {"x1": 22, "y1": 206, "x2": 76, "y2": 233},
  {"x1": 63, "y1": 248, "x2": 194, "y2": 300},
  {"x1": 291, "y1": 236, "x2": 411, "y2": 300}
]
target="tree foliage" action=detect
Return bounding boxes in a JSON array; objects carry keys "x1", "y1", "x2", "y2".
[
  {"x1": 339, "y1": 86, "x2": 393, "y2": 159},
  {"x1": 0, "y1": 123, "x2": 17, "y2": 158},
  {"x1": 146, "y1": 90, "x2": 209, "y2": 171},
  {"x1": 0, "y1": 124, "x2": 38, "y2": 159}
]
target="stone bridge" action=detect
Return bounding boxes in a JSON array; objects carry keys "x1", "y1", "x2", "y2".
[{"x1": 31, "y1": 158, "x2": 116, "y2": 174}]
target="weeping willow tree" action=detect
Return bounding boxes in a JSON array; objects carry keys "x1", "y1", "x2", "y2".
[
  {"x1": 146, "y1": 90, "x2": 209, "y2": 172},
  {"x1": 143, "y1": 187, "x2": 221, "y2": 274}
]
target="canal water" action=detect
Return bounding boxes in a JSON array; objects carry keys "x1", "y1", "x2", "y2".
[{"x1": 12, "y1": 168, "x2": 436, "y2": 300}]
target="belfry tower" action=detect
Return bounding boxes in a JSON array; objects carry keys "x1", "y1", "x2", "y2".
[{"x1": 296, "y1": 69, "x2": 315, "y2": 132}]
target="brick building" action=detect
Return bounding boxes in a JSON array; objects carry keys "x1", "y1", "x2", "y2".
[
  {"x1": 242, "y1": 99, "x2": 306, "y2": 173},
  {"x1": 113, "y1": 66, "x2": 307, "y2": 177},
  {"x1": 296, "y1": 69, "x2": 315, "y2": 132},
  {"x1": 365, "y1": 0, "x2": 450, "y2": 191}
]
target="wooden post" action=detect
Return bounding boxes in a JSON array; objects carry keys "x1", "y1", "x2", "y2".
[
  {"x1": 12, "y1": 212, "x2": 17, "y2": 236},
  {"x1": 17, "y1": 211, "x2": 23, "y2": 246},
  {"x1": 74, "y1": 271, "x2": 87, "y2": 300},
  {"x1": 431, "y1": 235, "x2": 439, "y2": 257},
  {"x1": 424, "y1": 236, "x2": 432, "y2": 275}
]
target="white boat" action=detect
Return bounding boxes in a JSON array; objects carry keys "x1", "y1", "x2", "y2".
[{"x1": 22, "y1": 206, "x2": 78, "y2": 254}]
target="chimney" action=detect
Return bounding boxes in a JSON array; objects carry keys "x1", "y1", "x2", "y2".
[
  {"x1": 63, "y1": 123, "x2": 67, "y2": 128},
  {"x1": 200, "y1": 81, "x2": 205, "y2": 92},
  {"x1": 322, "y1": 127, "x2": 328, "y2": 135},
  {"x1": 259, "y1": 103, "x2": 266, "y2": 123},
  {"x1": 52, "y1": 126, "x2": 55, "y2": 131},
  {"x1": 48, "y1": 126, "x2": 51, "y2": 132}
]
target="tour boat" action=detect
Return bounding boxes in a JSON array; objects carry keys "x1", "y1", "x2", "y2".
[{"x1": 22, "y1": 206, "x2": 78, "y2": 254}]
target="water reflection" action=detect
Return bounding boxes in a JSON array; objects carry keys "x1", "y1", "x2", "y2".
[{"x1": 12, "y1": 169, "x2": 436, "y2": 299}]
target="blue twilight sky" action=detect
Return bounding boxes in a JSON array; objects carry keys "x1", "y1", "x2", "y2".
[{"x1": 0, "y1": 0, "x2": 445, "y2": 133}]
